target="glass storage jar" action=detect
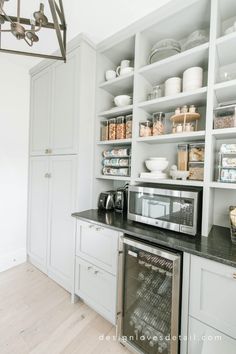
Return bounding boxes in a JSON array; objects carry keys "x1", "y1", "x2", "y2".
[
  {"x1": 189, "y1": 143, "x2": 205, "y2": 162},
  {"x1": 189, "y1": 162, "x2": 204, "y2": 180},
  {"x1": 125, "y1": 115, "x2": 133, "y2": 139},
  {"x1": 109, "y1": 118, "x2": 116, "y2": 140},
  {"x1": 100, "y1": 120, "x2": 109, "y2": 141},
  {"x1": 139, "y1": 120, "x2": 153, "y2": 137},
  {"x1": 116, "y1": 116, "x2": 126, "y2": 139},
  {"x1": 214, "y1": 104, "x2": 236, "y2": 129},
  {"x1": 152, "y1": 112, "x2": 165, "y2": 135},
  {"x1": 152, "y1": 85, "x2": 162, "y2": 99},
  {"x1": 178, "y1": 144, "x2": 189, "y2": 171}
]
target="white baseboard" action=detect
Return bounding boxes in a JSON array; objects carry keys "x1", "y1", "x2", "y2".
[{"x1": 0, "y1": 248, "x2": 26, "y2": 272}]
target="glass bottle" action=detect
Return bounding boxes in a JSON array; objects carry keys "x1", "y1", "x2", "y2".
[
  {"x1": 153, "y1": 112, "x2": 165, "y2": 135},
  {"x1": 116, "y1": 116, "x2": 126, "y2": 139},
  {"x1": 100, "y1": 120, "x2": 109, "y2": 141},
  {"x1": 125, "y1": 115, "x2": 133, "y2": 138}
]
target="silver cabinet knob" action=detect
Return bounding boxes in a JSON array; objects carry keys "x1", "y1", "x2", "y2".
[
  {"x1": 94, "y1": 270, "x2": 99, "y2": 275},
  {"x1": 44, "y1": 173, "x2": 51, "y2": 178},
  {"x1": 87, "y1": 266, "x2": 92, "y2": 271}
]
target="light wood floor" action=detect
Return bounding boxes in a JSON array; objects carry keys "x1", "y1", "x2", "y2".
[{"x1": 0, "y1": 263, "x2": 130, "y2": 354}]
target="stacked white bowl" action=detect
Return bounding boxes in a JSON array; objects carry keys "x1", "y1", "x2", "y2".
[
  {"x1": 183, "y1": 66, "x2": 203, "y2": 92},
  {"x1": 165, "y1": 77, "x2": 182, "y2": 96}
]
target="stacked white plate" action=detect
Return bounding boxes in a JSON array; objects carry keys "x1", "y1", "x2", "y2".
[{"x1": 183, "y1": 66, "x2": 203, "y2": 92}]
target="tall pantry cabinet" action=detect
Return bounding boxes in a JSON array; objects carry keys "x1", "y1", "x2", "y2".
[{"x1": 27, "y1": 36, "x2": 96, "y2": 292}]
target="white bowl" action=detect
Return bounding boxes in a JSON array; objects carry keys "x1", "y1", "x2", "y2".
[
  {"x1": 145, "y1": 159, "x2": 169, "y2": 173},
  {"x1": 114, "y1": 95, "x2": 131, "y2": 107},
  {"x1": 149, "y1": 157, "x2": 167, "y2": 161}
]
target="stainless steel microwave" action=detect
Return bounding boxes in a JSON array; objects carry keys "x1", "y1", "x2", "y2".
[{"x1": 128, "y1": 185, "x2": 202, "y2": 236}]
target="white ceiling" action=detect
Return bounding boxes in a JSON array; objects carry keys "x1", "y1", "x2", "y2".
[{"x1": 0, "y1": 0, "x2": 173, "y2": 68}]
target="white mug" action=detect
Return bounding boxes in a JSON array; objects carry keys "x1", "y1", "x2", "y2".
[
  {"x1": 116, "y1": 60, "x2": 131, "y2": 76},
  {"x1": 120, "y1": 67, "x2": 134, "y2": 76},
  {"x1": 105, "y1": 70, "x2": 116, "y2": 81}
]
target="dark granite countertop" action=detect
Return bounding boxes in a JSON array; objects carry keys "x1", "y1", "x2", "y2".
[{"x1": 72, "y1": 209, "x2": 236, "y2": 268}]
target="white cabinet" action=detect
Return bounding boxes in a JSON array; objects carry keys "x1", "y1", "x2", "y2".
[
  {"x1": 28, "y1": 36, "x2": 96, "y2": 292},
  {"x1": 27, "y1": 157, "x2": 49, "y2": 272},
  {"x1": 75, "y1": 257, "x2": 117, "y2": 324},
  {"x1": 188, "y1": 317, "x2": 236, "y2": 354},
  {"x1": 189, "y1": 255, "x2": 236, "y2": 339},
  {"x1": 47, "y1": 155, "x2": 77, "y2": 290},
  {"x1": 30, "y1": 69, "x2": 52, "y2": 156},
  {"x1": 28, "y1": 156, "x2": 77, "y2": 291},
  {"x1": 51, "y1": 50, "x2": 79, "y2": 155},
  {"x1": 30, "y1": 48, "x2": 80, "y2": 156},
  {"x1": 74, "y1": 220, "x2": 122, "y2": 325}
]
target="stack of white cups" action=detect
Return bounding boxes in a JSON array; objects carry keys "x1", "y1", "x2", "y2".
[
  {"x1": 183, "y1": 67, "x2": 203, "y2": 92},
  {"x1": 165, "y1": 77, "x2": 182, "y2": 96}
]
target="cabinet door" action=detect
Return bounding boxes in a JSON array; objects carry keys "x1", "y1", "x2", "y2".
[
  {"x1": 188, "y1": 316, "x2": 236, "y2": 354},
  {"x1": 47, "y1": 155, "x2": 77, "y2": 291},
  {"x1": 30, "y1": 69, "x2": 52, "y2": 156},
  {"x1": 27, "y1": 157, "x2": 49, "y2": 272},
  {"x1": 189, "y1": 255, "x2": 236, "y2": 339},
  {"x1": 76, "y1": 220, "x2": 119, "y2": 275},
  {"x1": 51, "y1": 49, "x2": 79, "y2": 155},
  {"x1": 75, "y1": 257, "x2": 117, "y2": 324}
]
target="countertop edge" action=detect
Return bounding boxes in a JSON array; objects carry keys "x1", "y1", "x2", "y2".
[{"x1": 72, "y1": 213, "x2": 236, "y2": 268}]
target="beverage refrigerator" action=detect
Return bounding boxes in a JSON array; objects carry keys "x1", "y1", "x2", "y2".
[{"x1": 117, "y1": 237, "x2": 181, "y2": 354}]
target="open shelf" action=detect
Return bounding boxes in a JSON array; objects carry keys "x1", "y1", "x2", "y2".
[
  {"x1": 216, "y1": 32, "x2": 236, "y2": 66},
  {"x1": 136, "y1": 131, "x2": 205, "y2": 144},
  {"x1": 97, "y1": 139, "x2": 132, "y2": 145},
  {"x1": 135, "y1": 178, "x2": 204, "y2": 187},
  {"x1": 99, "y1": 72, "x2": 134, "y2": 96},
  {"x1": 96, "y1": 175, "x2": 131, "y2": 181},
  {"x1": 139, "y1": 43, "x2": 209, "y2": 84},
  {"x1": 214, "y1": 79, "x2": 236, "y2": 102},
  {"x1": 210, "y1": 182, "x2": 236, "y2": 190},
  {"x1": 138, "y1": 87, "x2": 207, "y2": 113},
  {"x1": 99, "y1": 105, "x2": 133, "y2": 118},
  {"x1": 212, "y1": 128, "x2": 236, "y2": 139}
]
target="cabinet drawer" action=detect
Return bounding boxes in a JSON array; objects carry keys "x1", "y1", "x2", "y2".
[
  {"x1": 188, "y1": 316, "x2": 236, "y2": 354},
  {"x1": 76, "y1": 221, "x2": 120, "y2": 274},
  {"x1": 75, "y1": 257, "x2": 117, "y2": 324},
  {"x1": 189, "y1": 255, "x2": 236, "y2": 339}
]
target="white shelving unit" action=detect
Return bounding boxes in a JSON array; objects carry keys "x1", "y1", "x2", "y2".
[{"x1": 93, "y1": 0, "x2": 236, "y2": 236}]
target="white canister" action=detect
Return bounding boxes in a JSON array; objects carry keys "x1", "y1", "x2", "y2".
[
  {"x1": 183, "y1": 67, "x2": 203, "y2": 92},
  {"x1": 165, "y1": 77, "x2": 182, "y2": 96}
]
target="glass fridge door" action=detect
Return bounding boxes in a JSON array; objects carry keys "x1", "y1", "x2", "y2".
[{"x1": 121, "y1": 238, "x2": 181, "y2": 354}]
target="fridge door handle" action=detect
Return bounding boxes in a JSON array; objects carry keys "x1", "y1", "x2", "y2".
[{"x1": 116, "y1": 237, "x2": 125, "y2": 338}]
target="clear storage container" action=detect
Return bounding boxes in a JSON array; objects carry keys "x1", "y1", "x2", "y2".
[
  {"x1": 109, "y1": 118, "x2": 116, "y2": 140},
  {"x1": 178, "y1": 144, "x2": 189, "y2": 171},
  {"x1": 189, "y1": 162, "x2": 204, "y2": 181},
  {"x1": 116, "y1": 116, "x2": 126, "y2": 139},
  {"x1": 152, "y1": 112, "x2": 165, "y2": 135},
  {"x1": 214, "y1": 105, "x2": 236, "y2": 129},
  {"x1": 100, "y1": 120, "x2": 109, "y2": 141},
  {"x1": 125, "y1": 115, "x2": 133, "y2": 139},
  {"x1": 189, "y1": 142, "x2": 205, "y2": 162},
  {"x1": 139, "y1": 120, "x2": 153, "y2": 137}
]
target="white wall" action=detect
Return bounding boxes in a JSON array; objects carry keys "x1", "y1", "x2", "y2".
[{"x1": 0, "y1": 55, "x2": 30, "y2": 272}]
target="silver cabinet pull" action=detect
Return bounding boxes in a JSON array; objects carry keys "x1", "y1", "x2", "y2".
[
  {"x1": 44, "y1": 173, "x2": 51, "y2": 178},
  {"x1": 89, "y1": 224, "x2": 94, "y2": 229},
  {"x1": 94, "y1": 270, "x2": 99, "y2": 275},
  {"x1": 87, "y1": 266, "x2": 92, "y2": 271},
  {"x1": 96, "y1": 227, "x2": 103, "y2": 232}
]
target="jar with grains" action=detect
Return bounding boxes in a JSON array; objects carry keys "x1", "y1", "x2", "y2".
[
  {"x1": 139, "y1": 120, "x2": 153, "y2": 137},
  {"x1": 189, "y1": 143, "x2": 205, "y2": 162},
  {"x1": 189, "y1": 162, "x2": 204, "y2": 180},
  {"x1": 109, "y1": 118, "x2": 116, "y2": 140},
  {"x1": 178, "y1": 144, "x2": 189, "y2": 171},
  {"x1": 116, "y1": 116, "x2": 126, "y2": 139},
  {"x1": 100, "y1": 120, "x2": 109, "y2": 141},
  {"x1": 126, "y1": 115, "x2": 132, "y2": 139},
  {"x1": 153, "y1": 112, "x2": 165, "y2": 135}
]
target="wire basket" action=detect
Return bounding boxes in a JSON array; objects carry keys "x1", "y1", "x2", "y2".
[{"x1": 229, "y1": 206, "x2": 236, "y2": 244}]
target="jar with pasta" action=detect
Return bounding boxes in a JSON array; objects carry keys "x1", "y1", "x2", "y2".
[
  {"x1": 116, "y1": 116, "x2": 126, "y2": 139},
  {"x1": 125, "y1": 115, "x2": 132, "y2": 139},
  {"x1": 100, "y1": 120, "x2": 109, "y2": 141},
  {"x1": 153, "y1": 112, "x2": 165, "y2": 135},
  {"x1": 139, "y1": 120, "x2": 152, "y2": 137},
  {"x1": 109, "y1": 118, "x2": 116, "y2": 140}
]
